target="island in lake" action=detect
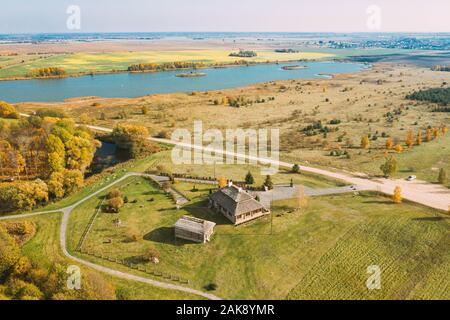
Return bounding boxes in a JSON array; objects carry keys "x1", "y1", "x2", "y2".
[
  {"x1": 282, "y1": 65, "x2": 309, "y2": 70},
  {"x1": 175, "y1": 72, "x2": 207, "y2": 78}
]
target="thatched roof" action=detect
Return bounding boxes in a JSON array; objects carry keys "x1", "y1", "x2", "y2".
[
  {"x1": 210, "y1": 185, "x2": 266, "y2": 216},
  {"x1": 174, "y1": 216, "x2": 216, "y2": 235}
]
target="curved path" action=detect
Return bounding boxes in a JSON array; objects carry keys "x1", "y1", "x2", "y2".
[{"x1": 1, "y1": 172, "x2": 221, "y2": 300}]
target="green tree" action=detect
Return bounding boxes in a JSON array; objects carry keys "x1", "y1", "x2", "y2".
[
  {"x1": 46, "y1": 134, "x2": 65, "y2": 173},
  {"x1": 380, "y1": 156, "x2": 398, "y2": 178},
  {"x1": 245, "y1": 171, "x2": 254, "y2": 185},
  {"x1": 263, "y1": 175, "x2": 274, "y2": 190},
  {"x1": 292, "y1": 164, "x2": 300, "y2": 173}
]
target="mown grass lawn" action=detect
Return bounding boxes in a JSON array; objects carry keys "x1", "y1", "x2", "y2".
[{"x1": 70, "y1": 173, "x2": 450, "y2": 299}]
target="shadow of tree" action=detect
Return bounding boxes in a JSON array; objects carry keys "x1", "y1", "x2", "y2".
[
  {"x1": 362, "y1": 200, "x2": 394, "y2": 205},
  {"x1": 124, "y1": 255, "x2": 146, "y2": 264},
  {"x1": 411, "y1": 216, "x2": 450, "y2": 222}
]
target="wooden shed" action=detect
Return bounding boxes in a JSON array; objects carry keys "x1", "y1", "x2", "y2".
[{"x1": 174, "y1": 216, "x2": 216, "y2": 243}]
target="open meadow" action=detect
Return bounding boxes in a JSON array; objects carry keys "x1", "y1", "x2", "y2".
[{"x1": 66, "y1": 173, "x2": 450, "y2": 300}]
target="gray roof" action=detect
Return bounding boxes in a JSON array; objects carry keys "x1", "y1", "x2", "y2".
[
  {"x1": 174, "y1": 216, "x2": 216, "y2": 235},
  {"x1": 210, "y1": 185, "x2": 266, "y2": 216}
]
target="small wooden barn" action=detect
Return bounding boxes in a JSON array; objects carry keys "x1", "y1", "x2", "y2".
[{"x1": 174, "y1": 216, "x2": 216, "y2": 243}]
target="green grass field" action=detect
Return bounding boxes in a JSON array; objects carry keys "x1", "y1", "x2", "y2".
[
  {"x1": 0, "y1": 50, "x2": 333, "y2": 79},
  {"x1": 67, "y1": 173, "x2": 450, "y2": 299}
]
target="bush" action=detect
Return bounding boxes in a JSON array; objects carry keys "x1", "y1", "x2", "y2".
[
  {"x1": 204, "y1": 283, "x2": 217, "y2": 291},
  {"x1": 0, "y1": 101, "x2": 19, "y2": 119},
  {"x1": 142, "y1": 247, "x2": 160, "y2": 262},
  {"x1": 106, "y1": 196, "x2": 124, "y2": 213},
  {"x1": 107, "y1": 188, "x2": 122, "y2": 199}
]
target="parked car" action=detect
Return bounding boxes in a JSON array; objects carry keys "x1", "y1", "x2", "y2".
[{"x1": 406, "y1": 175, "x2": 417, "y2": 181}]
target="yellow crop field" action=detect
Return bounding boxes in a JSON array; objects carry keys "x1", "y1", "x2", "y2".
[{"x1": 0, "y1": 50, "x2": 334, "y2": 78}]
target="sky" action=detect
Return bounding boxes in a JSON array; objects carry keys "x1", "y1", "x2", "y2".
[{"x1": 0, "y1": 0, "x2": 449, "y2": 34}]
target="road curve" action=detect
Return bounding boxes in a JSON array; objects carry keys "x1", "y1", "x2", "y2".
[{"x1": 1, "y1": 171, "x2": 222, "y2": 300}]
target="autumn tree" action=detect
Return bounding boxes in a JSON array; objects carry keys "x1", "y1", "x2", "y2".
[
  {"x1": 107, "y1": 196, "x2": 124, "y2": 213},
  {"x1": 425, "y1": 128, "x2": 432, "y2": 142},
  {"x1": 393, "y1": 186, "x2": 402, "y2": 203},
  {"x1": 380, "y1": 156, "x2": 397, "y2": 178},
  {"x1": 222, "y1": 96, "x2": 228, "y2": 106},
  {"x1": 385, "y1": 137, "x2": 394, "y2": 150},
  {"x1": 433, "y1": 128, "x2": 440, "y2": 139},
  {"x1": 142, "y1": 247, "x2": 161, "y2": 262},
  {"x1": 218, "y1": 177, "x2": 227, "y2": 188},
  {"x1": 46, "y1": 134, "x2": 65, "y2": 173},
  {"x1": 79, "y1": 113, "x2": 90, "y2": 124},
  {"x1": 395, "y1": 144, "x2": 403, "y2": 153},
  {"x1": 0, "y1": 101, "x2": 19, "y2": 119},
  {"x1": 361, "y1": 136, "x2": 370, "y2": 149},
  {"x1": 442, "y1": 126, "x2": 448, "y2": 136},
  {"x1": 416, "y1": 132, "x2": 423, "y2": 145},
  {"x1": 405, "y1": 131, "x2": 414, "y2": 148},
  {"x1": 112, "y1": 123, "x2": 158, "y2": 158},
  {"x1": 0, "y1": 225, "x2": 21, "y2": 275},
  {"x1": 107, "y1": 188, "x2": 122, "y2": 199}
]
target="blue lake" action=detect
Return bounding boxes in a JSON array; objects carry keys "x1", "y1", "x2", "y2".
[{"x1": 0, "y1": 61, "x2": 369, "y2": 103}]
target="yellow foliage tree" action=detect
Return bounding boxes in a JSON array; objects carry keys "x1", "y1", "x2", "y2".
[
  {"x1": 393, "y1": 186, "x2": 402, "y2": 203},
  {"x1": 395, "y1": 144, "x2": 403, "y2": 153},
  {"x1": 222, "y1": 96, "x2": 228, "y2": 106},
  {"x1": 425, "y1": 128, "x2": 432, "y2": 142},
  {"x1": 361, "y1": 136, "x2": 370, "y2": 149},
  {"x1": 405, "y1": 130, "x2": 414, "y2": 148},
  {"x1": 442, "y1": 126, "x2": 448, "y2": 136},
  {"x1": 416, "y1": 132, "x2": 422, "y2": 146},
  {"x1": 385, "y1": 137, "x2": 394, "y2": 150},
  {"x1": 218, "y1": 177, "x2": 227, "y2": 188},
  {"x1": 433, "y1": 128, "x2": 440, "y2": 139}
]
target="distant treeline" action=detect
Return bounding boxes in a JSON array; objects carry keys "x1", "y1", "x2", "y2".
[
  {"x1": 431, "y1": 65, "x2": 450, "y2": 72},
  {"x1": 128, "y1": 60, "x2": 253, "y2": 72},
  {"x1": 229, "y1": 50, "x2": 257, "y2": 58},
  {"x1": 406, "y1": 87, "x2": 450, "y2": 109},
  {"x1": 27, "y1": 67, "x2": 66, "y2": 78},
  {"x1": 128, "y1": 61, "x2": 207, "y2": 72},
  {"x1": 275, "y1": 49, "x2": 299, "y2": 53}
]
